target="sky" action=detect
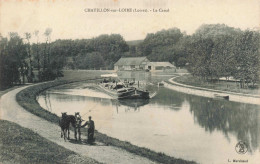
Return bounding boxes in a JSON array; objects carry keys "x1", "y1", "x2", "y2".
[{"x1": 0, "y1": 0, "x2": 259, "y2": 42}]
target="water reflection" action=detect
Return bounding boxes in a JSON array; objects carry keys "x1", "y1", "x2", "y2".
[
  {"x1": 150, "y1": 87, "x2": 184, "y2": 110},
  {"x1": 117, "y1": 99, "x2": 149, "y2": 109},
  {"x1": 151, "y1": 87, "x2": 260, "y2": 154},
  {"x1": 187, "y1": 94, "x2": 260, "y2": 153},
  {"x1": 38, "y1": 81, "x2": 260, "y2": 164}
]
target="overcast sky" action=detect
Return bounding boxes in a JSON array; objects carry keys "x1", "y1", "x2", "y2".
[{"x1": 0, "y1": 0, "x2": 259, "y2": 42}]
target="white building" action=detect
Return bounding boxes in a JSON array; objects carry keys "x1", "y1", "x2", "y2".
[
  {"x1": 114, "y1": 57, "x2": 149, "y2": 71},
  {"x1": 145, "y1": 62, "x2": 176, "y2": 72},
  {"x1": 114, "y1": 57, "x2": 176, "y2": 72}
]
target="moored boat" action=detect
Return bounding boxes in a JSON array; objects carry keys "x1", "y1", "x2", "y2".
[
  {"x1": 97, "y1": 84, "x2": 150, "y2": 99},
  {"x1": 97, "y1": 73, "x2": 151, "y2": 99},
  {"x1": 96, "y1": 81, "x2": 150, "y2": 99},
  {"x1": 117, "y1": 87, "x2": 150, "y2": 99},
  {"x1": 213, "y1": 94, "x2": 229, "y2": 100}
]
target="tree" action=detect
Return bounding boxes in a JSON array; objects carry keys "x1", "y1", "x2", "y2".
[
  {"x1": 8, "y1": 32, "x2": 27, "y2": 84},
  {"x1": 74, "y1": 52, "x2": 105, "y2": 70},
  {"x1": 139, "y1": 28, "x2": 184, "y2": 61},
  {"x1": 43, "y1": 28, "x2": 52, "y2": 71},
  {"x1": 195, "y1": 24, "x2": 240, "y2": 39},
  {"x1": 34, "y1": 30, "x2": 40, "y2": 73},
  {"x1": 210, "y1": 34, "x2": 236, "y2": 81},
  {"x1": 40, "y1": 28, "x2": 53, "y2": 81},
  {"x1": 0, "y1": 33, "x2": 27, "y2": 88},
  {"x1": 24, "y1": 32, "x2": 34, "y2": 82},
  {"x1": 186, "y1": 36, "x2": 214, "y2": 80},
  {"x1": 233, "y1": 31, "x2": 260, "y2": 87}
]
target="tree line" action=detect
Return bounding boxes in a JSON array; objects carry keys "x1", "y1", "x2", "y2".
[
  {"x1": 185, "y1": 25, "x2": 260, "y2": 88},
  {"x1": 1, "y1": 24, "x2": 259, "y2": 89},
  {"x1": 0, "y1": 31, "x2": 130, "y2": 88},
  {"x1": 0, "y1": 28, "x2": 63, "y2": 88},
  {"x1": 132, "y1": 24, "x2": 260, "y2": 88}
]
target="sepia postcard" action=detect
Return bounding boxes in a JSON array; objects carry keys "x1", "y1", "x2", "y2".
[{"x1": 0, "y1": 0, "x2": 260, "y2": 164}]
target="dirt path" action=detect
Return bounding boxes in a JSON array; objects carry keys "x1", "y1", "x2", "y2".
[{"x1": 0, "y1": 86, "x2": 158, "y2": 164}]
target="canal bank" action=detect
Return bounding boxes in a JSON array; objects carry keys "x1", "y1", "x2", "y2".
[
  {"x1": 1, "y1": 79, "x2": 195, "y2": 164},
  {"x1": 0, "y1": 85, "x2": 100, "y2": 164},
  {"x1": 164, "y1": 76, "x2": 260, "y2": 105}
]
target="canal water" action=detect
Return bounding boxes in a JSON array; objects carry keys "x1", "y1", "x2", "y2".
[{"x1": 37, "y1": 72, "x2": 260, "y2": 164}]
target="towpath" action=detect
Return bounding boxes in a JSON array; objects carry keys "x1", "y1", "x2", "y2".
[
  {"x1": 164, "y1": 77, "x2": 260, "y2": 105},
  {"x1": 0, "y1": 85, "x2": 159, "y2": 164}
]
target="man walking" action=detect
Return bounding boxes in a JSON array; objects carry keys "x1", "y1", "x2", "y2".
[{"x1": 81, "y1": 116, "x2": 95, "y2": 140}]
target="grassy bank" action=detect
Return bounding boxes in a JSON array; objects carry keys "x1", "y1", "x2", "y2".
[
  {"x1": 174, "y1": 74, "x2": 260, "y2": 95},
  {"x1": 0, "y1": 120, "x2": 99, "y2": 164},
  {"x1": 16, "y1": 71, "x2": 195, "y2": 164}
]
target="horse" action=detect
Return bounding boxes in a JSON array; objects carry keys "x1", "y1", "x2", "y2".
[
  {"x1": 59, "y1": 112, "x2": 83, "y2": 141},
  {"x1": 65, "y1": 114, "x2": 76, "y2": 140},
  {"x1": 59, "y1": 112, "x2": 70, "y2": 141},
  {"x1": 74, "y1": 112, "x2": 83, "y2": 141}
]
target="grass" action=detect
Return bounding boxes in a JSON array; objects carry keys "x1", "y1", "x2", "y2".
[
  {"x1": 16, "y1": 70, "x2": 196, "y2": 164},
  {"x1": 174, "y1": 74, "x2": 260, "y2": 95},
  {"x1": 94, "y1": 132, "x2": 195, "y2": 164},
  {"x1": 0, "y1": 120, "x2": 99, "y2": 164}
]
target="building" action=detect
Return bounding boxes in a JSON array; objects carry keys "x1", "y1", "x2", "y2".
[
  {"x1": 114, "y1": 57, "x2": 176, "y2": 72},
  {"x1": 114, "y1": 57, "x2": 149, "y2": 71},
  {"x1": 145, "y1": 62, "x2": 176, "y2": 71}
]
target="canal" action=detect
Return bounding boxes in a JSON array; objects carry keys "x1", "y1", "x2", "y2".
[{"x1": 37, "y1": 72, "x2": 260, "y2": 164}]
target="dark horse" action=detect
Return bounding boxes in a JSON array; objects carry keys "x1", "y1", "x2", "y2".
[
  {"x1": 59, "y1": 112, "x2": 70, "y2": 141},
  {"x1": 59, "y1": 112, "x2": 82, "y2": 141}
]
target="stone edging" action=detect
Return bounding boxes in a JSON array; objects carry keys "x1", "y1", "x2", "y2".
[{"x1": 163, "y1": 77, "x2": 260, "y2": 105}]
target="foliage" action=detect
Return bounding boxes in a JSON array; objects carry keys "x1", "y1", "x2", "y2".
[
  {"x1": 233, "y1": 31, "x2": 260, "y2": 86},
  {"x1": 0, "y1": 29, "x2": 65, "y2": 88},
  {"x1": 1, "y1": 24, "x2": 259, "y2": 88},
  {"x1": 137, "y1": 28, "x2": 184, "y2": 64},
  {"x1": 185, "y1": 24, "x2": 260, "y2": 87},
  {"x1": 74, "y1": 52, "x2": 105, "y2": 70},
  {"x1": 0, "y1": 33, "x2": 27, "y2": 88},
  {"x1": 30, "y1": 34, "x2": 129, "y2": 70},
  {"x1": 135, "y1": 24, "x2": 259, "y2": 87}
]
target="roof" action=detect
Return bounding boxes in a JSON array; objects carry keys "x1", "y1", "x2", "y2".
[
  {"x1": 101, "y1": 73, "x2": 118, "y2": 77},
  {"x1": 114, "y1": 57, "x2": 148, "y2": 66},
  {"x1": 148, "y1": 62, "x2": 175, "y2": 67}
]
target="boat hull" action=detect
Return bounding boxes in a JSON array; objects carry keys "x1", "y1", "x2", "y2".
[
  {"x1": 118, "y1": 89, "x2": 150, "y2": 99},
  {"x1": 96, "y1": 84, "x2": 150, "y2": 99}
]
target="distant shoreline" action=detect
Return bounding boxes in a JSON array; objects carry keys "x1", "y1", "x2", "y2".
[{"x1": 164, "y1": 76, "x2": 260, "y2": 105}]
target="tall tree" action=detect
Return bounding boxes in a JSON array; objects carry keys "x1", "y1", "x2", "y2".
[
  {"x1": 34, "y1": 30, "x2": 40, "y2": 73},
  {"x1": 8, "y1": 32, "x2": 27, "y2": 84},
  {"x1": 0, "y1": 33, "x2": 27, "y2": 86},
  {"x1": 43, "y1": 28, "x2": 52, "y2": 71},
  {"x1": 25, "y1": 32, "x2": 33, "y2": 82}
]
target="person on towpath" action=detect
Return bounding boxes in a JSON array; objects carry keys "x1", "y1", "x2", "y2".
[{"x1": 81, "y1": 116, "x2": 95, "y2": 141}]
